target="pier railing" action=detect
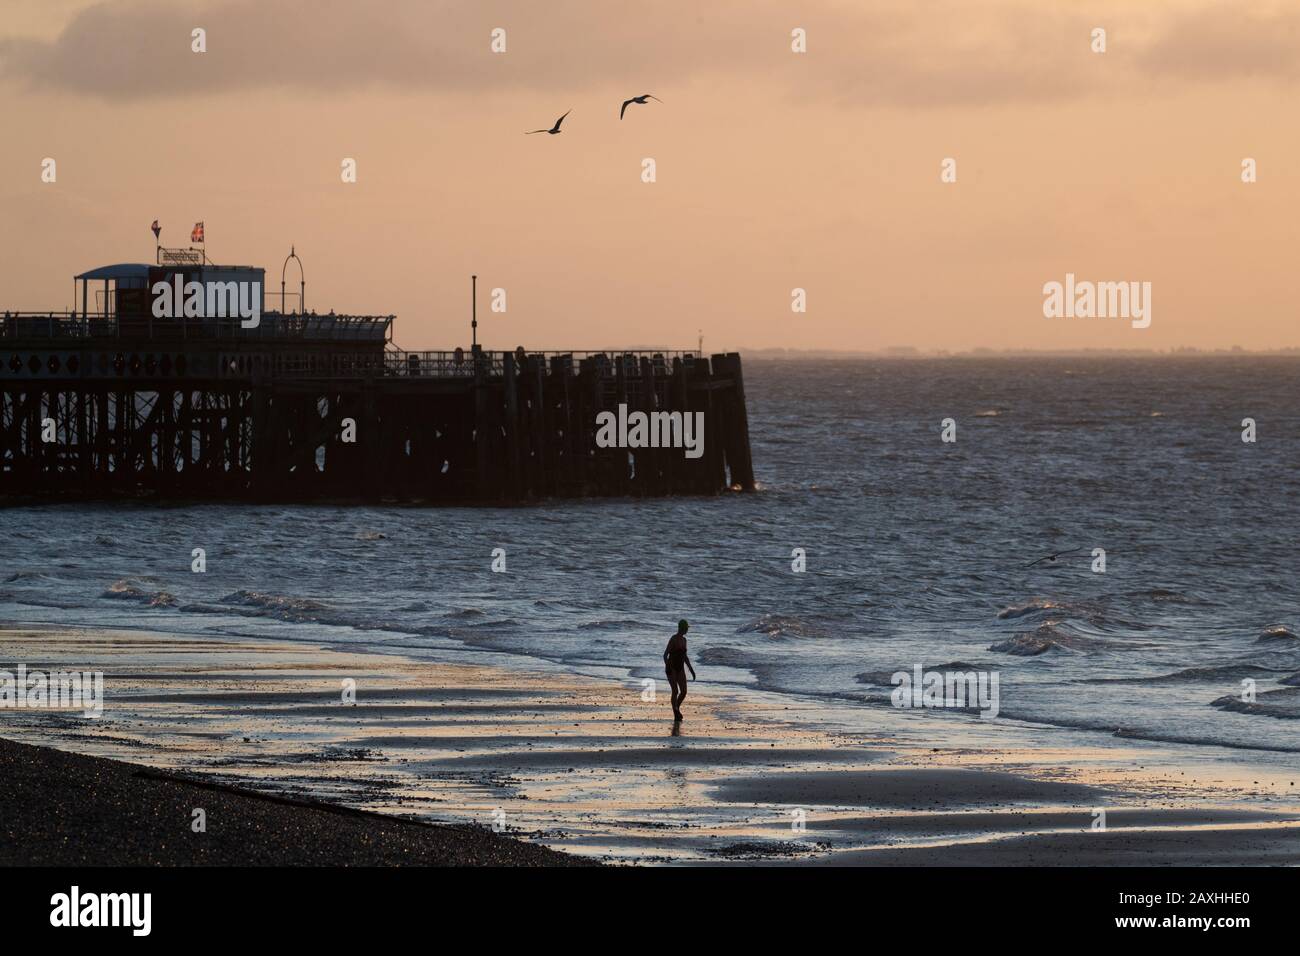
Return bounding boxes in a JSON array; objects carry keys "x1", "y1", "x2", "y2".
[
  {"x1": 0, "y1": 311, "x2": 392, "y2": 343},
  {"x1": 262, "y1": 350, "x2": 703, "y2": 380},
  {"x1": 383, "y1": 350, "x2": 703, "y2": 380},
  {"x1": 0, "y1": 312, "x2": 95, "y2": 339},
  {"x1": 0, "y1": 309, "x2": 709, "y2": 383}
]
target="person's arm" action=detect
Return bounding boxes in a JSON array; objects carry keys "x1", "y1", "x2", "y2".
[
  {"x1": 663, "y1": 640, "x2": 672, "y2": 666},
  {"x1": 686, "y1": 655, "x2": 696, "y2": 681}
]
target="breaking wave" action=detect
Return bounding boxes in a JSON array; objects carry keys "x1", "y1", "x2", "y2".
[
  {"x1": 1211, "y1": 687, "x2": 1300, "y2": 720},
  {"x1": 101, "y1": 578, "x2": 177, "y2": 607},
  {"x1": 989, "y1": 623, "x2": 1112, "y2": 656},
  {"x1": 217, "y1": 589, "x2": 332, "y2": 623},
  {"x1": 1256, "y1": 625, "x2": 1299, "y2": 644}
]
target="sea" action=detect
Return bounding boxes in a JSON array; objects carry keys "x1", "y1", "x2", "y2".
[{"x1": 3, "y1": 356, "x2": 1299, "y2": 758}]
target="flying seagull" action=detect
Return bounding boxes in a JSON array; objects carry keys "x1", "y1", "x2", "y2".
[
  {"x1": 620, "y1": 94, "x2": 662, "y2": 120},
  {"x1": 1023, "y1": 546, "x2": 1087, "y2": 569},
  {"x1": 526, "y1": 110, "x2": 571, "y2": 135}
]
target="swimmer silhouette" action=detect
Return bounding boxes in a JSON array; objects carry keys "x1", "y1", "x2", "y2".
[{"x1": 662, "y1": 619, "x2": 696, "y2": 722}]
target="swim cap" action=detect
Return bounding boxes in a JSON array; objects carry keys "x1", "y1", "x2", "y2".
[{"x1": 678, "y1": 619, "x2": 689, "y2": 631}]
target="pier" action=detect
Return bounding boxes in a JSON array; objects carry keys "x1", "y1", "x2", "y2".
[{"x1": 0, "y1": 258, "x2": 754, "y2": 503}]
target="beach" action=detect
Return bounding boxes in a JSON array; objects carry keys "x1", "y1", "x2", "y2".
[
  {"x1": 4, "y1": 622, "x2": 1299, "y2": 866},
  {"x1": 0, "y1": 735, "x2": 580, "y2": 866}
]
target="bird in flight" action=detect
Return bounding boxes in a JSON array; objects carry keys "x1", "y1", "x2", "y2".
[
  {"x1": 526, "y1": 110, "x2": 571, "y2": 135},
  {"x1": 620, "y1": 94, "x2": 662, "y2": 120},
  {"x1": 1023, "y1": 546, "x2": 1086, "y2": 569}
]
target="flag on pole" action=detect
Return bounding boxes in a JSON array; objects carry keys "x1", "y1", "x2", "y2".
[
  {"x1": 151, "y1": 220, "x2": 161, "y2": 241},
  {"x1": 191, "y1": 222, "x2": 205, "y2": 243}
]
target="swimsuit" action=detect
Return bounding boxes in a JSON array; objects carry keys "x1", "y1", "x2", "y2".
[{"x1": 665, "y1": 638, "x2": 687, "y2": 678}]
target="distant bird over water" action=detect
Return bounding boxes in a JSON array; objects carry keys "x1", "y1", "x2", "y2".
[
  {"x1": 526, "y1": 110, "x2": 571, "y2": 135},
  {"x1": 1023, "y1": 546, "x2": 1086, "y2": 569},
  {"x1": 620, "y1": 94, "x2": 662, "y2": 120}
]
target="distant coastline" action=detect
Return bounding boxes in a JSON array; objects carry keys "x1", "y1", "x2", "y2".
[
  {"x1": 731, "y1": 347, "x2": 1300, "y2": 360},
  {"x1": 591, "y1": 346, "x2": 1300, "y2": 360}
]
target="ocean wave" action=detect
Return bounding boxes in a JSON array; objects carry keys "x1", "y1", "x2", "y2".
[
  {"x1": 1124, "y1": 587, "x2": 1212, "y2": 605},
  {"x1": 354, "y1": 531, "x2": 387, "y2": 540},
  {"x1": 1211, "y1": 687, "x2": 1300, "y2": 720},
  {"x1": 442, "y1": 608, "x2": 487, "y2": 620},
  {"x1": 576, "y1": 619, "x2": 650, "y2": 632},
  {"x1": 854, "y1": 661, "x2": 984, "y2": 686},
  {"x1": 987, "y1": 706, "x2": 1300, "y2": 753},
  {"x1": 989, "y1": 624, "x2": 1111, "y2": 656},
  {"x1": 102, "y1": 578, "x2": 151, "y2": 596},
  {"x1": 3, "y1": 595, "x2": 85, "y2": 611},
  {"x1": 101, "y1": 578, "x2": 177, "y2": 607},
  {"x1": 218, "y1": 589, "x2": 331, "y2": 623},
  {"x1": 1079, "y1": 664, "x2": 1278, "y2": 685},
  {"x1": 696, "y1": 645, "x2": 757, "y2": 669},
  {"x1": 996, "y1": 597, "x2": 1150, "y2": 633},
  {"x1": 997, "y1": 599, "x2": 1066, "y2": 620},
  {"x1": 177, "y1": 593, "x2": 502, "y2": 642},
  {"x1": 1031, "y1": 418, "x2": 1107, "y2": 428},
  {"x1": 735, "y1": 613, "x2": 826, "y2": 639},
  {"x1": 5, "y1": 570, "x2": 54, "y2": 583}
]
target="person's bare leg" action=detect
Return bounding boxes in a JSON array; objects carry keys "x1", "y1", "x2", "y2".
[{"x1": 668, "y1": 673, "x2": 684, "y2": 720}]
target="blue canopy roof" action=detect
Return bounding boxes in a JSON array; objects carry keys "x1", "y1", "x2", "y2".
[{"x1": 75, "y1": 263, "x2": 153, "y2": 281}]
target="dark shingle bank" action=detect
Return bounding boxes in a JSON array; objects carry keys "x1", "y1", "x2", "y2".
[{"x1": 0, "y1": 738, "x2": 590, "y2": 867}]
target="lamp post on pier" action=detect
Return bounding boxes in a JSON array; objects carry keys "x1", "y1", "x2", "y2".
[{"x1": 281, "y1": 247, "x2": 304, "y2": 315}]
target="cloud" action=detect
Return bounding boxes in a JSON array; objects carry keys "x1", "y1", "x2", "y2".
[
  {"x1": 1138, "y1": 3, "x2": 1300, "y2": 81},
  {"x1": 0, "y1": 0, "x2": 781, "y2": 98},
  {"x1": 1, "y1": 0, "x2": 1296, "y2": 105}
]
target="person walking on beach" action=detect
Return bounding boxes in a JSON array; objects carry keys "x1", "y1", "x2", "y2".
[{"x1": 663, "y1": 619, "x2": 696, "y2": 722}]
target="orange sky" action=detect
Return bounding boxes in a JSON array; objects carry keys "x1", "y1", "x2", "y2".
[{"x1": 1, "y1": 0, "x2": 1297, "y2": 351}]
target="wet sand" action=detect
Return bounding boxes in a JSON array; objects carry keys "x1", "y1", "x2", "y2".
[
  {"x1": 3, "y1": 623, "x2": 1299, "y2": 865},
  {"x1": 814, "y1": 826, "x2": 1300, "y2": 866}
]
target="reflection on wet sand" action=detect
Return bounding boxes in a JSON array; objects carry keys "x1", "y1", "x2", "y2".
[{"x1": 4, "y1": 623, "x2": 1300, "y2": 865}]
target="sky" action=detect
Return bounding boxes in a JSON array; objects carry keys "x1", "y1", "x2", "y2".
[{"x1": 1, "y1": 0, "x2": 1297, "y2": 352}]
